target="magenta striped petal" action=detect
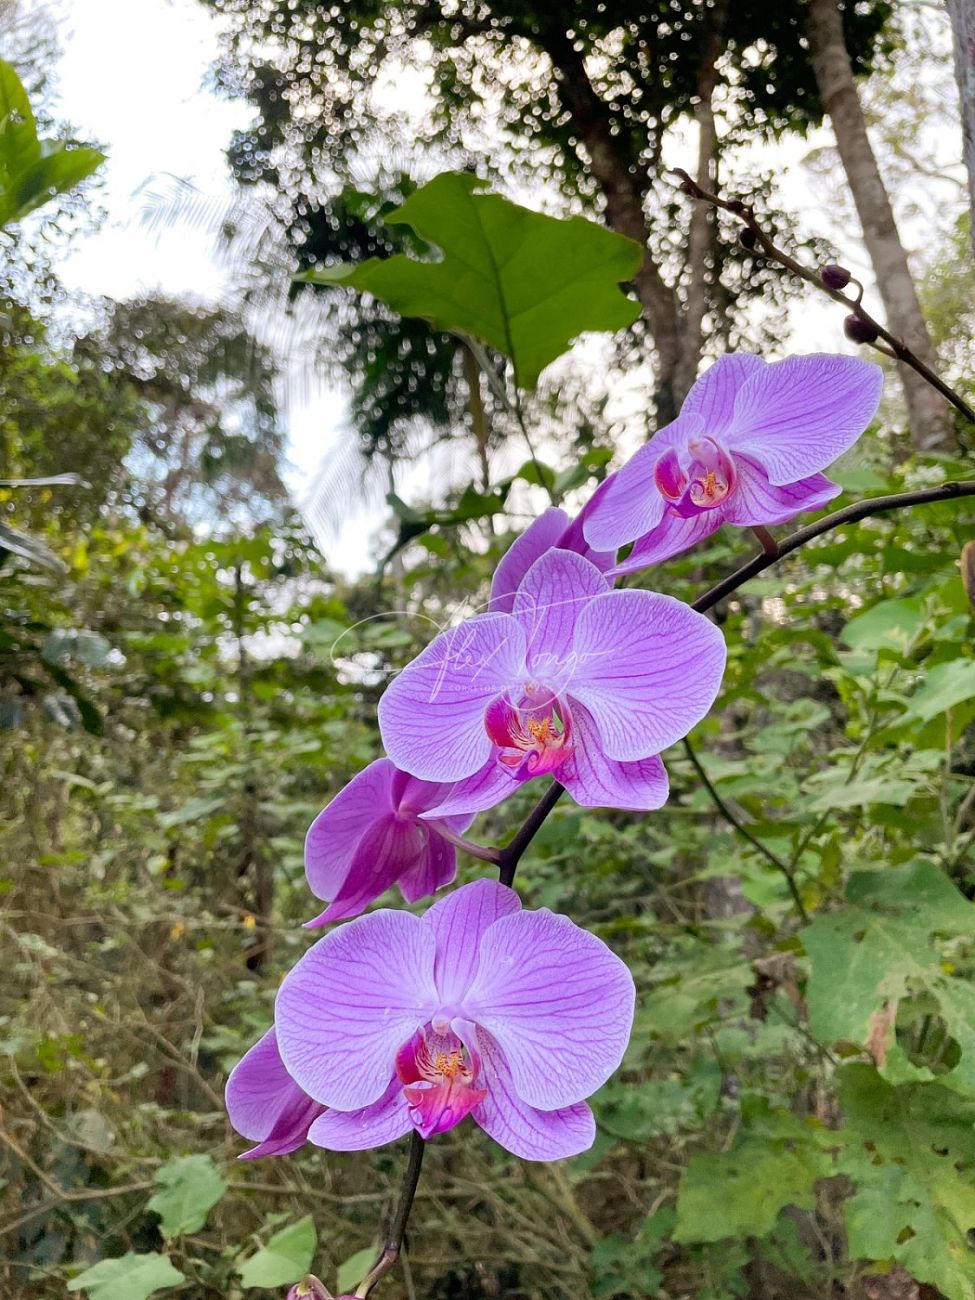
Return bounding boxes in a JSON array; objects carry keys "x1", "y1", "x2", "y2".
[
  {"x1": 275, "y1": 911, "x2": 437, "y2": 1111},
  {"x1": 304, "y1": 758, "x2": 395, "y2": 904},
  {"x1": 307, "y1": 1075, "x2": 411, "y2": 1152},
  {"x1": 608, "y1": 508, "x2": 725, "y2": 573},
  {"x1": 463, "y1": 909, "x2": 635, "y2": 1111},
  {"x1": 724, "y1": 459, "x2": 841, "y2": 526},
  {"x1": 559, "y1": 702, "x2": 669, "y2": 810},
  {"x1": 680, "y1": 352, "x2": 767, "y2": 435},
  {"x1": 420, "y1": 757, "x2": 519, "y2": 818},
  {"x1": 567, "y1": 590, "x2": 726, "y2": 761},
  {"x1": 490, "y1": 508, "x2": 571, "y2": 613},
  {"x1": 225, "y1": 1027, "x2": 323, "y2": 1158},
  {"x1": 471, "y1": 1028, "x2": 596, "y2": 1160},
  {"x1": 425, "y1": 878, "x2": 521, "y2": 1006},
  {"x1": 512, "y1": 549, "x2": 609, "y2": 681}
]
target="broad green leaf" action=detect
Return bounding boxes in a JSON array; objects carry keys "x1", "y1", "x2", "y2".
[
  {"x1": 841, "y1": 597, "x2": 924, "y2": 651},
  {"x1": 0, "y1": 58, "x2": 39, "y2": 183},
  {"x1": 0, "y1": 142, "x2": 105, "y2": 226},
  {"x1": 803, "y1": 862, "x2": 975, "y2": 1093},
  {"x1": 336, "y1": 1246, "x2": 376, "y2": 1293},
  {"x1": 838, "y1": 1067, "x2": 975, "y2": 1300},
  {"x1": 238, "y1": 1215, "x2": 317, "y2": 1288},
  {"x1": 298, "y1": 171, "x2": 642, "y2": 387},
  {"x1": 905, "y1": 659, "x2": 975, "y2": 722},
  {"x1": 147, "y1": 1153, "x2": 227, "y2": 1237},
  {"x1": 638, "y1": 941, "x2": 752, "y2": 1044},
  {"x1": 67, "y1": 1253, "x2": 184, "y2": 1300}
]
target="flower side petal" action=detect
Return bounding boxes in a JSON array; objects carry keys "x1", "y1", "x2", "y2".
[
  {"x1": 725, "y1": 353, "x2": 883, "y2": 484},
  {"x1": 724, "y1": 459, "x2": 841, "y2": 526},
  {"x1": 307, "y1": 1075, "x2": 412, "y2": 1151},
  {"x1": 419, "y1": 756, "x2": 519, "y2": 819},
  {"x1": 472, "y1": 1028, "x2": 596, "y2": 1160},
  {"x1": 560, "y1": 702, "x2": 669, "y2": 810},
  {"x1": 276, "y1": 910, "x2": 437, "y2": 1111},
  {"x1": 426, "y1": 878, "x2": 522, "y2": 1006},
  {"x1": 396, "y1": 830, "x2": 458, "y2": 905},
  {"x1": 226, "y1": 1027, "x2": 321, "y2": 1157},
  {"x1": 378, "y1": 614, "x2": 527, "y2": 781},
  {"x1": 305, "y1": 814, "x2": 425, "y2": 925},
  {"x1": 304, "y1": 758, "x2": 395, "y2": 904},
  {"x1": 567, "y1": 590, "x2": 726, "y2": 761},
  {"x1": 513, "y1": 548, "x2": 610, "y2": 681},
  {"x1": 463, "y1": 909, "x2": 635, "y2": 1111},
  {"x1": 489, "y1": 508, "x2": 570, "y2": 613},
  {"x1": 607, "y1": 509, "x2": 724, "y2": 574}
]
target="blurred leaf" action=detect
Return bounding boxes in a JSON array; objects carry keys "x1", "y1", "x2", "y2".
[
  {"x1": 239, "y1": 1215, "x2": 317, "y2": 1288},
  {"x1": 336, "y1": 1246, "x2": 376, "y2": 1293},
  {"x1": 147, "y1": 1153, "x2": 227, "y2": 1238},
  {"x1": 66, "y1": 1253, "x2": 184, "y2": 1300},
  {"x1": 298, "y1": 171, "x2": 642, "y2": 387},
  {"x1": 905, "y1": 659, "x2": 975, "y2": 722}
]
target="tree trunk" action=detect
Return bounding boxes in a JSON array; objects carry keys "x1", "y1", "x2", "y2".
[
  {"x1": 947, "y1": 0, "x2": 975, "y2": 260},
  {"x1": 803, "y1": 0, "x2": 956, "y2": 452}
]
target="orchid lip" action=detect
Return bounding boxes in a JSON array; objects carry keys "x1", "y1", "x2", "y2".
[
  {"x1": 484, "y1": 689, "x2": 574, "y2": 781},
  {"x1": 654, "y1": 436, "x2": 737, "y2": 518}
]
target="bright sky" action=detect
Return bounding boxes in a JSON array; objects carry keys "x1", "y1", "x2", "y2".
[{"x1": 43, "y1": 0, "x2": 958, "y2": 574}]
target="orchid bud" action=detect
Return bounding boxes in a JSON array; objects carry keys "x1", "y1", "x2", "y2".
[
  {"x1": 821, "y1": 263, "x2": 852, "y2": 290},
  {"x1": 739, "y1": 228, "x2": 757, "y2": 250},
  {"x1": 843, "y1": 314, "x2": 879, "y2": 345},
  {"x1": 286, "y1": 1277, "x2": 333, "y2": 1300}
]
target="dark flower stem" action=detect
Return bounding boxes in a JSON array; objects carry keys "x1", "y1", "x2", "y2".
[
  {"x1": 670, "y1": 167, "x2": 975, "y2": 427},
  {"x1": 433, "y1": 824, "x2": 500, "y2": 864},
  {"x1": 496, "y1": 781, "x2": 566, "y2": 887},
  {"x1": 356, "y1": 1131, "x2": 426, "y2": 1298}
]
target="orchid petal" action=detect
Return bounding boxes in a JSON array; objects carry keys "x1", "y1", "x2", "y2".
[
  {"x1": 724, "y1": 459, "x2": 841, "y2": 526},
  {"x1": 489, "y1": 508, "x2": 570, "y2": 613},
  {"x1": 463, "y1": 909, "x2": 635, "y2": 1110},
  {"x1": 396, "y1": 830, "x2": 459, "y2": 905},
  {"x1": 725, "y1": 354, "x2": 883, "y2": 483},
  {"x1": 560, "y1": 702, "x2": 669, "y2": 810},
  {"x1": 472, "y1": 1028, "x2": 596, "y2": 1160},
  {"x1": 608, "y1": 509, "x2": 725, "y2": 573},
  {"x1": 305, "y1": 814, "x2": 426, "y2": 925},
  {"x1": 680, "y1": 352, "x2": 767, "y2": 435},
  {"x1": 378, "y1": 614, "x2": 527, "y2": 781},
  {"x1": 420, "y1": 757, "x2": 520, "y2": 818},
  {"x1": 425, "y1": 877, "x2": 521, "y2": 1007},
  {"x1": 307, "y1": 1076, "x2": 412, "y2": 1152},
  {"x1": 226, "y1": 1027, "x2": 321, "y2": 1158},
  {"x1": 513, "y1": 549, "x2": 609, "y2": 681},
  {"x1": 568, "y1": 590, "x2": 726, "y2": 760},
  {"x1": 276, "y1": 911, "x2": 437, "y2": 1111},
  {"x1": 304, "y1": 758, "x2": 395, "y2": 904}
]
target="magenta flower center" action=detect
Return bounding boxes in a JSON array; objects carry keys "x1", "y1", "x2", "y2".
[
  {"x1": 396, "y1": 1026, "x2": 487, "y2": 1138},
  {"x1": 484, "y1": 687, "x2": 574, "y2": 780},
  {"x1": 654, "y1": 436, "x2": 737, "y2": 518}
]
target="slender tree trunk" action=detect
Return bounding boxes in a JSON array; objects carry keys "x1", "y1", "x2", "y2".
[
  {"x1": 803, "y1": 0, "x2": 956, "y2": 452},
  {"x1": 947, "y1": 0, "x2": 975, "y2": 259}
]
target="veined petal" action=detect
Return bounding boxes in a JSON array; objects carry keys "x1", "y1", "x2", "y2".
[
  {"x1": 560, "y1": 702, "x2": 669, "y2": 810},
  {"x1": 276, "y1": 910, "x2": 438, "y2": 1111},
  {"x1": 304, "y1": 814, "x2": 426, "y2": 926},
  {"x1": 463, "y1": 909, "x2": 635, "y2": 1111},
  {"x1": 513, "y1": 549, "x2": 609, "y2": 682},
  {"x1": 608, "y1": 509, "x2": 725, "y2": 573},
  {"x1": 419, "y1": 757, "x2": 521, "y2": 819},
  {"x1": 378, "y1": 614, "x2": 527, "y2": 781},
  {"x1": 472, "y1": 1028, "x2": 596, "y2": 1160},
  {"x1": 396, "y1": 830, "x2": 459, "y2": 905},
  {"x1": 680, "y1": 353, "x2": 767, "y2": 436},
  {"x1": 568, "y1": 590, "x2": 726, "y2": 761},
  {"x1": 425, "y1": 878, "x2": 521, "y2": 1007},
  {"x1": 226, "y1": 1027, "x2": 321, "y2": 1158},
  {"x1": 582, "y1": 411, "x2": 705, "y2": 551},
  {"x1": 307, "y1": 1076, "x2": 411, "y2": 1152},
  {"x1": 489, "y1": 508, "x2": 570, "y2": 613},
  {"x1": 304, "y1": 758, "x2": 395, "y2": 904},
  {"x1": 723, "y1": 460, "x2": 841, "y2": 526},
  {"x1": 725, "y1": 353, "x2": 883, "y2": 484}
]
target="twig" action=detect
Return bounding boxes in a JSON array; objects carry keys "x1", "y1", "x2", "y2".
[
  {"x1": 670, "y1": 167, "x2": 975, "y2": 426},
  {"x1": 356, "y1": 1131, "x2": 426, "y2": 1297},
  {"x1": 682, "y1": 737, "x2": 809, "y2": 923},
  {"x1": 432, "y1": 824, "x2": 500, "y2": 865},
  {"x1": 496, "y1": 781, "x2": 565, "y2": 887}
]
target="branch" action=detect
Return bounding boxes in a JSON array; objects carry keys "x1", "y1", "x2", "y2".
[
  {"x1": 670, "y1": 168, "x2": 975, "y2": 427},
  {"x1": 356, "y1": 1131, "x2": 426, "y2": 1297}
]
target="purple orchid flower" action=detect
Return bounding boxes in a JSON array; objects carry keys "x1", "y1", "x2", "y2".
[
  {"x1": 582, "y1": 352, "x2": 883, "y2": 572},
  {"x1": 377, "y1": 548, "x2": 725, "y2": 814},
  {"x1": 270, "y1": 878, "x2": 635, "y2": 1161},
  {"x1": 304, "y1": 758, "x2": 476, "y2": 925},
  {"x1": 489, "y1": 505, "x2": 614, "y2": 614},
  {"x1": 225, "y1": 1027, "x2": 325, "y2": 1159}
]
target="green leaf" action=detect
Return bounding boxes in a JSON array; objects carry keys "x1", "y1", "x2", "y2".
[
  {"x1": 838, "y1": 1067, "x2": 975, "y2": 1300},
  {"x1": 147, "y1": 1153, "x2": 227, "y2": 1238},
  {"x1": 238, "y1": 1215, "x2": 317, "y2": 1289},
  {"x1": 841, "y1": 597, "x2": 924, "y2": 651},
  {"x1": 336, "y1": 1246, "x2": 376, "y2": 1293},
  {"x1": 0, "y1": 142, "x2": 104, "y2": 226},
  {"x1": 0, "y1": 58, "x2": 39, "y2": 183},
  {"x1": 67, "y1": 1253, "x2": 185, "y2": 1300},
  {"x1": 803, "y1": 862, "x2": 975, "y2": 1093},
  {"x1": 905, "y1": 659, "x2": 975, "y2": 722},
  {"x1": 298, "y1": 171, "x2": 642, "y2": 387}
]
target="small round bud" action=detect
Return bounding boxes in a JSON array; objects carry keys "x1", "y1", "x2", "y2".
[
  {"x1": 843, "y1": 314, "x2": 879, "y2": 345},
  {"x1": 726, "y1": 199, "x2": 748, "y2": 215},
  {"x1": 739, "y1": 228, "x2": 757, "y2": 250},
  {"x1": 821, "y1": 263, "x2": 852, "y2": 290}
]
